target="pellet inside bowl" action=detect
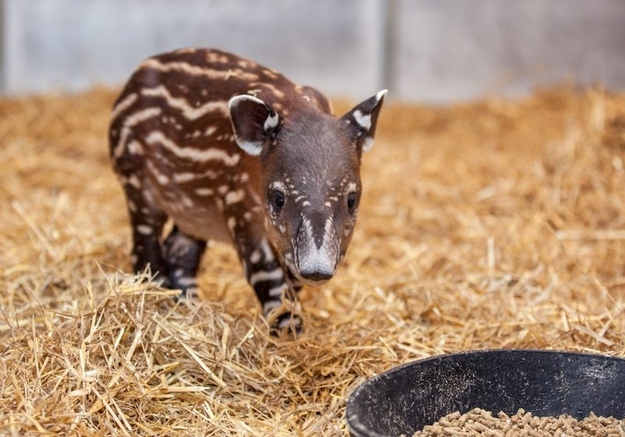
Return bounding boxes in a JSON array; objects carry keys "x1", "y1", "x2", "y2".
[
  {"x1": 346, "y1": 350, "x2": 625, "y2": 437},
  {"x1": 408, "y1": 408, "x2": 625, "y2": 436}
]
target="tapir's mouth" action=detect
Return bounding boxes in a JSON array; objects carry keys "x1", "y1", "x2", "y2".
[
  {"x1": 297, "y1": 270, "x2": 334, "y2": 287},
  {"x1": 282, "y1": 253, "x2": 335, "y2": 288},
  {"x1": 293, "y1": 247, "x2": 338, "y2": 287}
]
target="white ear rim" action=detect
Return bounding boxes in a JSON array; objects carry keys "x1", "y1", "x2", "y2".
[
  {"x1": 228, "y1": 94, "x2": 279, "y2": 157},
  {"x1": 228, "y1": 94, "x2": 266, "y2": 110},
  {"x1": 236, "y1": 140, "x2": 264, "y2": 156}
]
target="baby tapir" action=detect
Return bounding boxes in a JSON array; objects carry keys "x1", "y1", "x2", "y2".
[{"x1": 109, "y1": 48, "x2": 386, "y2": 331}]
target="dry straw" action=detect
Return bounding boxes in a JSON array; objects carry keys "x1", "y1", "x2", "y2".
[{"x1": 1, "y1": 85, "x2": 625, "y2": 436}]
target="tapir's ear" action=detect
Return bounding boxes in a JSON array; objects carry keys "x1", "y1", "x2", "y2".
[
  {"x1": 229, "y1": 95, "x2": 280, "y2": 156},
  {"x1": 341, "y1": 89, "x2": 387, "y2": 153}
]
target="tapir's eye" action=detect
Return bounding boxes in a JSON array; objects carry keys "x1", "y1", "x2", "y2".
[
  {"x1": 347, "y1": 192, "x2": 357, "y2": 212},
  {"x1": 271, "y1": 190, "x2": 285, "y2": 210}
]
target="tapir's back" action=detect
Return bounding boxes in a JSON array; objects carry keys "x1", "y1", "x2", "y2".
[{"x1": 110, "y1": 48, "x2": 332, "y2": 162}]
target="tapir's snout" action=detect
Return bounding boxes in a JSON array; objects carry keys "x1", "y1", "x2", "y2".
[{"x1": 294, "y1": 212, "x2": 339, "y2": 287}]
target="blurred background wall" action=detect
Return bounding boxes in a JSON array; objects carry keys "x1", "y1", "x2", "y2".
[{"x1": 2, "y1": 0, "x2": 624, "y2": 103}]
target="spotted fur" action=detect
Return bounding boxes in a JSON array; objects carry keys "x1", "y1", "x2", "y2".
[{"x1": 109, "y1": 48, "x2": 386, "y2": 332}]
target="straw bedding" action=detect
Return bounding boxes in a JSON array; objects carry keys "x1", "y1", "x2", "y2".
[{"x1": 1, "y1": 85, "x2": 625, "y2": 435}]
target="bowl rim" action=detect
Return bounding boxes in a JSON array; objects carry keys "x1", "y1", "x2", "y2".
[{"x1": 346, "y1": 348, "x2": 625, "y2": 437}]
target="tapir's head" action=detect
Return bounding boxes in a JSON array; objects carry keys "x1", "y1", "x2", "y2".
[{"x1": 229, "y1": 90, "x2": 386, "y2": 286}]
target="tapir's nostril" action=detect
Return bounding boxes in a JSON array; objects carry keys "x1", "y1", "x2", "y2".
[{"x1": 299, "y1": 269, "x2": 333, "y2": 284}]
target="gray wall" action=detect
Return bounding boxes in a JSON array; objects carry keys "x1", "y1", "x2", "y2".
[
  {"x1": 3, "y1": 0, "x2": 625, "y2": 102},
  {"x1": 389, "y1": 0, "x2": 625, "y2": 101}
]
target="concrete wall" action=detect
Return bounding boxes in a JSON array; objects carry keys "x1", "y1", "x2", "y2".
[
  {"x1": 390, "y1": 0, "x2": 625, "y2": 101},
  {"x1": 3, "y1": 0, "x2": 625, "y2": 102}
]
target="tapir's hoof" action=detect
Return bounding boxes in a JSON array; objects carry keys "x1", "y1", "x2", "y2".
[{"x1": 269, "y1": 312, "x2": 303, "y2": 336}]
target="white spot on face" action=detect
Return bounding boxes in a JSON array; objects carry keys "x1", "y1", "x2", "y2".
[
  {"x1": 205, "y1": 126, "x2": 217, "y2": 137},
  {"x1": 270, "y1": 181, "x2": 288, "y2": 194},
  {"x1": 323, "y1": 218, "x2": 334, "y2": 247}
]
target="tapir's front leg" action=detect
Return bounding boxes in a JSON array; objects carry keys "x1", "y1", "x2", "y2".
[{"x1": 230, "y1": 221, "x2": 302, "y2": 333}]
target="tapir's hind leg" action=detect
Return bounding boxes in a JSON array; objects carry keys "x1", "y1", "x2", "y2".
[
  {"x1": 162, "y1": 225, "x2": 207, "y2": 299},
  {"x1": 120, "y1": 181, "x2": 170, "y2": 286}
]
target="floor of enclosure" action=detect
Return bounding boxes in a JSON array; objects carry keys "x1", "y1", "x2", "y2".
[{"x1": 1, "y1": 86, "x2": 625, "y2": 435}]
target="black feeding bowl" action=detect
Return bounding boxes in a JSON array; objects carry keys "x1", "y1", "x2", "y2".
[{"x1": 346, "y1": 349, "x2": 625, "y2": 437}]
